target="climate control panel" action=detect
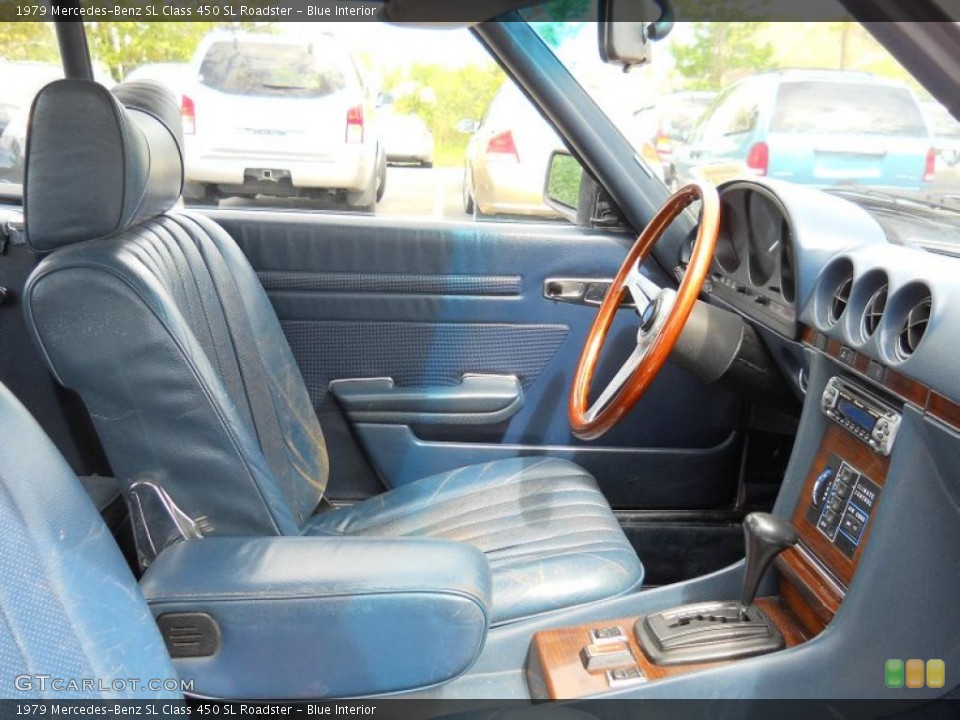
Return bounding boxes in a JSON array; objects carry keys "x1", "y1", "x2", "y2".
[{"x1": 806, "y1": 453, "x2": 881, "y2": 559}]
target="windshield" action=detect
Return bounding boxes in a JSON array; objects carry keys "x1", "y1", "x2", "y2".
[{"x1": 526, "y1": 14, "x2": 960, "y2": 215}]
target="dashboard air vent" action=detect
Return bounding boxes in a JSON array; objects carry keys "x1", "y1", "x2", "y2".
[
  {"x1": 897, "y1": 297, "x2": 931, "y2": 360},
  {"x1": 829, "y1": 274, "x2": 853, "y2": 324},
  {"x1": 862, "y1": 284, "x2": 888, "y2": 339}
]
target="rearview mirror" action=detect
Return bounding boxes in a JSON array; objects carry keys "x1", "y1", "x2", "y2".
[
  {"x1": 544, "y1": 152, "x2": 582, "y2": 222},
  {"x1": 599, "y1": 0, "x2": 674, "y2": 69},
  {"x1": 456, "y1": 119, "x2": 480, "y2": 134}
]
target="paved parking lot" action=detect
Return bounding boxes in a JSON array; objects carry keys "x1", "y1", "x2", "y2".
[{"x1": 208, "y1": 163, "x2": 960, "y2": 220}]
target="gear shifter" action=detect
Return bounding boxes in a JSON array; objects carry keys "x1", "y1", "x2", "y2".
[
  {"x1": 739, "y1": 512, "x2": 798, "y2": 619},
  {"x1": 634, "y1": 512, "x2": 798, "y2": 666}
]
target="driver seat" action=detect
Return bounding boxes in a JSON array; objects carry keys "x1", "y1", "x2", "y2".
[{"x1": 23, "y1": 80, "x2": 643, "y2": 625}]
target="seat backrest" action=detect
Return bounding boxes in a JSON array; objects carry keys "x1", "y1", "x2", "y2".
[
  {"x1": 0, "y1": 382, "x2": 181, "y2": 698},
  {"x1": 23, "y1": 80, "x2": 328, "y2": 544}
]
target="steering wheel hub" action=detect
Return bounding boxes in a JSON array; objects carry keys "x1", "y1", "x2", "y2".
[{"x1": 568, "y1": 183, "x2": 720, "y2": 440}]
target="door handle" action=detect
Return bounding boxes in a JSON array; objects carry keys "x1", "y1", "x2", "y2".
[{"x1": 543, "y1": 278, "x2": 634, "y2": 308}]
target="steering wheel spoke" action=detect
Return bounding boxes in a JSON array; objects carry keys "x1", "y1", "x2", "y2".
[
  {"x1": 584, "y1": 344, "x2": 646, "y2": 423},
  {"x1": 568, "y1": 183, "x2": 720, "y2": 440},
  {"x1": 624, "y1": 263, "x2": 661, "y2": 317}
]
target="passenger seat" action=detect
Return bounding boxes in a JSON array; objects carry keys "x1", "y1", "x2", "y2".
[{"x1": 0, "y1": 382, "x2": 181, "y2": 698}]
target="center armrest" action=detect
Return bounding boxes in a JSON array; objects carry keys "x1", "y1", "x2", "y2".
[{"x1": 140, "y1": 536, "x2": 491, "y2": 699}]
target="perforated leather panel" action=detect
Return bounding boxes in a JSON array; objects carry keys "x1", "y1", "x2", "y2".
[{"x1": 283, "y1": 321, "x2": 568, "y2": 412}]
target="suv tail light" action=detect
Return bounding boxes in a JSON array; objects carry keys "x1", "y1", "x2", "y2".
[
  {"x1": 746, "y1": 141, "x2": 769, "y2": 176},
  {"x1": 346, "y1": 105, "x2": 364, "y2": 144},
  {"x1": 654, "y1": 130, "x2": 673, "y2": 159},
  {"x1": 486, "y1": 130, "x2": 519, "y2": 163},
  {"x1": 924, "y1": 148, "x2": 937, "y2": 182},
  {"x1": 181, "y1": 95, "x2": 196, "y2": 135}
]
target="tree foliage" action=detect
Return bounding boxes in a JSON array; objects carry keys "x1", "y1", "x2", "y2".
[
  {"x1": 672, "y1": 23, "x2": 775, "y2": 90},
  {"x1": 386, "y1": 63, "x2": 506, "y2": 160},
  {"x1": 0, "y1": 21, "x2": 272, "y2": 82},
  {"x1": 0, "y1": 22, "x2": 60, "y2": 64}
]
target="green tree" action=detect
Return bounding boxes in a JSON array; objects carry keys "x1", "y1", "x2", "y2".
[
  {"x1": 85, "y1": 21, "x2": 273, "y2": 81},
  {"x1": 672, "y1": 22, "x2": 775, "y2": 90},
  {"x1": 386, "y1": 62, "x2": 506, "y2": 165},
  {"x1": 0, "y1": 22, "x2": 61, "y2": 63},
  {"x1": 0, "y1": 19, "x2": 274, "y2": 82}
]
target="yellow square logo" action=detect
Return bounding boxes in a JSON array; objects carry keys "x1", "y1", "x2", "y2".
[{"x1": 926, "y1": 659, "x2": 945, "y2": 689}]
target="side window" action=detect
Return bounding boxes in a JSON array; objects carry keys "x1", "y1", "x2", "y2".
[
  {"x1": 691, "y1": 87, "x2": 735, "y2": 145},
  {"x1": 699, "y1": 84, "x2": 759, "y2": 144},
  {"x1": 93, "y1": 23, "x2": 573, "y2": 225}
]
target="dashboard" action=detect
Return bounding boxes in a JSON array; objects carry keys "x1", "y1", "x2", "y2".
[
  {"x1": 707, "y1": 183, "x2": 797, "y2": 337},
  {"x1": 699, "y1": 177, "x2": 960, "y2": 404}
]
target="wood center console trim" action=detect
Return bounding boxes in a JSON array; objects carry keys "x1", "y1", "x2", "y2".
[
  {"x1": 786, "y1": 423, "x2": 889, "y2": 588},
  {"x1": 801, "y1": 326, "x2": 960, "y2": 429},
  {"x1": 527, "y1": 598, "x2": 807, "y2": 700}
]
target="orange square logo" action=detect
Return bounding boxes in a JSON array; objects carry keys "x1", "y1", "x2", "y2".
[{"x1": 905, "y1": 659, "x2": 925, "y2": 688}]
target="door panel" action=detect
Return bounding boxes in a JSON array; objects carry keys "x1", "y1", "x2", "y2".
[{"x1": 210, "y1": 209, "x2": 743, "y2": 509}]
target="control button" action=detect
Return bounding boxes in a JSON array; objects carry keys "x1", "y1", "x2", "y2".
[
  {"x1": 823, "y1": 509, "x2": 838, "y2": 525},
  {"x1": 841, "y1": 515, "x2": 862, "y2": 538},
  {"x1": 828, "y1": 497, "x2": 845, "y2": 513},
  {"x1": 580, "y1": 642, "x2": 634, "y2": 672},
  {"x1": 606, "y1": 666, "x2": 645, "y2": 688},
  {"x1": 838, "y1": 466, "x2": 857, "y2": 484},
  {"x1": 834, "y1": 482, "x2": 851, "y2": 499},
  {"x1": 589, "y1": 626, "x2": 627, "y2": 645}
]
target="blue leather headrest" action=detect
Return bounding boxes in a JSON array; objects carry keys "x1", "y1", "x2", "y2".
[{"x1": 25, "y1": 79, "x2": 184, "y2": 252}]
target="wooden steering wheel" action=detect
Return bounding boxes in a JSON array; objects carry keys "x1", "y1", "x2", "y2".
[{"x1": 569, "y1": 182, "x2": 720, "y2": 440}]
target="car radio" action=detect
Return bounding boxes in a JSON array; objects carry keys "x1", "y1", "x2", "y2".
[{"x1": 820, "y1": 376, "x2": 901, "y2": 456}]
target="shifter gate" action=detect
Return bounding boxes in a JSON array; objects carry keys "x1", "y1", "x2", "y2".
[{"x1": 634, "y1": 601, "x2": 784, "y2": 666}]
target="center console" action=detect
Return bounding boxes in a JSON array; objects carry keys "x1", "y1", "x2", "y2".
[{"x1": 525, "y1": 329, "x2": 905, "y2": 699}]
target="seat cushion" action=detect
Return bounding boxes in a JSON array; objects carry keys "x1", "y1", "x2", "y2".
[{"x1": 306, "y1": 457, "x2": 643, "y2": 625}]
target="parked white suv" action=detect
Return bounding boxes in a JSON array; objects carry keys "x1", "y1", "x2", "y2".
[{"x1": 182, "y1": 31, "x2": 385, "y2": 211}]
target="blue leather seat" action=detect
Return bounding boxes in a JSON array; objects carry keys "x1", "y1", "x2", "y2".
[
  {"x1": 23, "y1": 80, "x2": 644, "y2": 625},
  {"x1": 0, "y1": 383, "x2": 181, "y2": 699}
]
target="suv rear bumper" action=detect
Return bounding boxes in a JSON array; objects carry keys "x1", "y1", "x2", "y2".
[{"x1": 184, "y1": 144, "x2": 375, "y2": 192}]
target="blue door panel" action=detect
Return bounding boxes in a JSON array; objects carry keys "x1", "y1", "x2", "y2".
[{"x1": 210, "y1": 210, "x2": 742, "y2": 509}]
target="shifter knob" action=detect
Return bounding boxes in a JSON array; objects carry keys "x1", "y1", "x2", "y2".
[{"x1": 739, "y1": 512, "x2": 798, "y2": 617}]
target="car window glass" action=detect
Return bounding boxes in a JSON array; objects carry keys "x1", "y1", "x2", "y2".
[
  {"x1": 528, "y1": 12, "x2": 948, "y2": 196},
  {"x1": 199, "y1": 40, "x2": 349, "y2": 98},
  {"x1": 771, "y1": 81, "x2": 927, "y2": 137},
  {"x1": 88, "y1": 22, "x2": 571, "y2": 224},
  {"x1": 0, "y1": 22, "x2": 63, "y2": 191},
  {"x1": 699, "y1": 85, "x2": 752, "y2": 144}
]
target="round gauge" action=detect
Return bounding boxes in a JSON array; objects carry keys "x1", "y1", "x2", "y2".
[
  {"x1": 747, "y1": 193, "x2": 783, "y2": 286},
  {"x1": 713, "y1": 197, "x2": 746, "y2": 274}
]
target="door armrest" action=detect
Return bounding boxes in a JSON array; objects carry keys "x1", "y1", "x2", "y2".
[{"x1": 329, "y1": 374, "x2": 523, "y2": 425}]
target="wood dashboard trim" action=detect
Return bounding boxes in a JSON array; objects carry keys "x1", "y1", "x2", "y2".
[{"x1": 801, "y1": 326, "x2": 960, "y2": 430}]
